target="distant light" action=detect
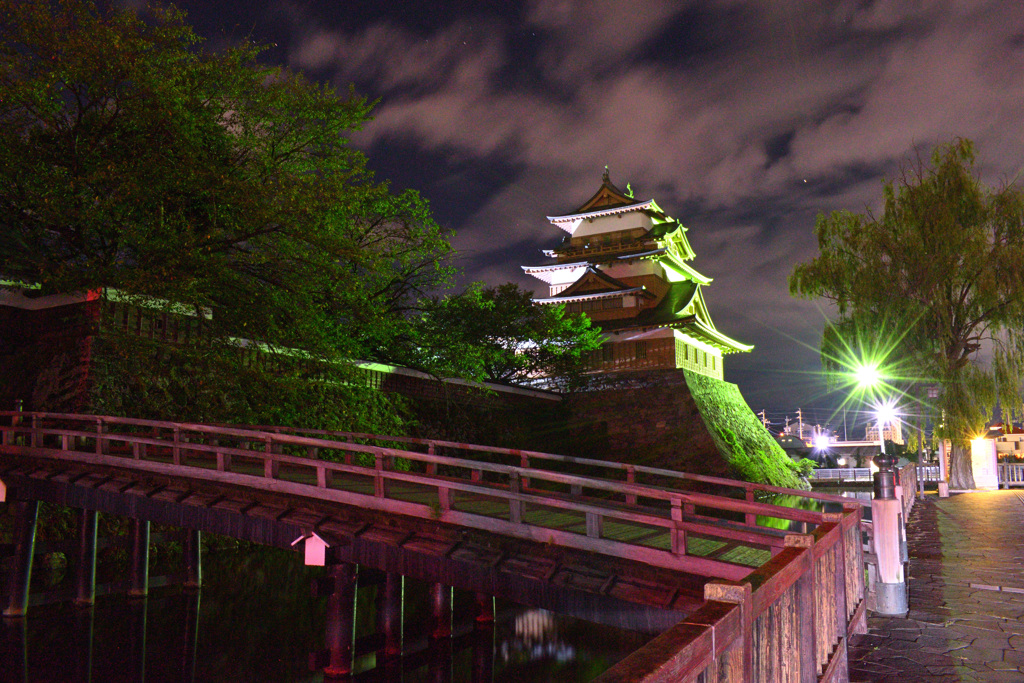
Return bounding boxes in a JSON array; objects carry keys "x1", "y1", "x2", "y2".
[
  {"x1": 874, "y1": 399, "x2": 897, "y2": 425},
  {"x1": 837, "y1": 456, "x2": 847, "y2": 466},
  {"x1": 814, "y1": 434, "x2": 830, "y2": 450}
]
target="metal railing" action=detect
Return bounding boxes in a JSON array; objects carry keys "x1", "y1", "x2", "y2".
[{"x1": 810, "y1": 465, "x2": 942, "y2": 484}]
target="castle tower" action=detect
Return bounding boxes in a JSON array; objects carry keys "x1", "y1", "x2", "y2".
[{"x1": 523, "y1": 170, "x2": 752, "y2": 379}]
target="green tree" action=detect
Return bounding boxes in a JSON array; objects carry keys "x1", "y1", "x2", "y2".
[
  {"x1": 0, "y1": 1, "x2": 453, "y2": 428},
  {"x1": 790, "y1": 139, "x2": 1024, "y2": 488},
  {"x1": 415, "y1": 283, "x2": 603, "y2": 389},
  {"x1": 0, "y1": 0, "x2": 452, "y2": 361}
]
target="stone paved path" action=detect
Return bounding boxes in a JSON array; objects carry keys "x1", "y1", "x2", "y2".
[{"x1": 848, "y1": 489, "x2": 1024, "y2": 682}]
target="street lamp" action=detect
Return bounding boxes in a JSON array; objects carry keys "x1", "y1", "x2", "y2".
[
  {"x1": 854, "y1": 362, "x2": 881, "y2": 391},
  {"x1": 873, "y1": 399, "x2": 898, "y2": 455},
  {"x1": 852, "y1": 364, "x2": 907, "y2": 615}
]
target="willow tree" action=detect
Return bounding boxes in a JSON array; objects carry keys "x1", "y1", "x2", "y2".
[
  {"x1": 0, "y1": 0, "x2": 453, "y2": 426},
  {"x1": 790, "y1": 139, "x2": 1024, "y2": 488}
]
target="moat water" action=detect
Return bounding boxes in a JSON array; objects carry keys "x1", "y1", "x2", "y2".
[
  {"x1": 1, "y1": 544, "x2": 651, "y2": 682},
  {"x1": 1, "y1": 487, "x2": 874, "y2": 682}
]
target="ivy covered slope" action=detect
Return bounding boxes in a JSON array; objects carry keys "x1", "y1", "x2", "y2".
[{"x1": 684, "y1": 371, "x2": 809, "y2": 490}]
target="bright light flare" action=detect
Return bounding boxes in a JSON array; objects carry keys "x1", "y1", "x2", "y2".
[
  {"x1": 814, "y1": 434, "x2": 831, "y2": 450},
  {"x1": 874, "y1": 399, "x2": 898, "y2": 426},
  {"x1": 854, "y1": 362, "x2": 881, "y2": 389}
]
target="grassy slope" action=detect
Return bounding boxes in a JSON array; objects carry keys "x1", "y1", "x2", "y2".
[{"x1": 684, "y1": 370, "x2": 809, "y2": 490}]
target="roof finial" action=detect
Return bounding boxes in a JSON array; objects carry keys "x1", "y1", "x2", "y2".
[
  {"x1": 603, "y1": 165, "x2": 610, "y2": 183},
  {"x1": 626, "y1": 182, "x2": 633, "y2": 198}
]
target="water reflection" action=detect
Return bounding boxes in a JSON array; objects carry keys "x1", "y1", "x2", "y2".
[
  {"x1": 1, "y1": 546, "x2": 649, "y2": 682},
  {"x1": 758, "y1": 487, "x2": 874, "y2": 532}
]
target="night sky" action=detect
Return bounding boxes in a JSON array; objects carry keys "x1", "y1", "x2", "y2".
[{"x1": 159, "y1": 1, "x2": 1024, "y2": 430}]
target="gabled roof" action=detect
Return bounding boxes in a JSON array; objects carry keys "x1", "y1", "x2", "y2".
[
  {"x1": 570, "y1": 169, "x2": 644, "y2": 215},
  {"x1": 559, "y1": 267, "x2": 636, "y2": 298},
  {"x1": 547, "y1": 170, "x2": 666, "y2": 225}
]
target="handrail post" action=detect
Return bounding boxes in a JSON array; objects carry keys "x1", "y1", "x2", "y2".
[
  {"x1": 785, "y1": 534, "x2": 818, "y2": 683},
  {"x1": 670, "y1": 499, "x2": 686, "y2": 555},
  {"x1": 823, "y1": 512, "x2": 850, "y2": 675},
  {"x1": 263, "y1": 436, "x2": 279, "y2": 479},
  {"x1": 95, "y1": 418, "x2": 104, "y2": 455},
  {"x1": 705, "y1": 581, "x2": 753, "y2": 682},
  {"x1": 29, "y1": 414, "x2": 38, "y2": 448},
  {"x1": 426, "y1": 441, "x2": 436, "y2": 475},
  {"x1": 509, "y1": 472, "x2": 523, "y2": 524},
  {"x1": 625, "y1": 465, "x2": 637, "y2": 505},
  {"x1": 374, "y1": 451, "x2": 387, "y2": 498},
  {"x1": 871, "y1": 452, "x2": 908, "y2": 615}
]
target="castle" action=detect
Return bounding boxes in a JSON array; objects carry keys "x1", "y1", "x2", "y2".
[{"x1": 523, "y1": 170, "x2": 751, "y2": 379}]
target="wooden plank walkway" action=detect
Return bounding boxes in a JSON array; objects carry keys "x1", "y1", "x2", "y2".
[{"x1": 848, "y1": 490, "x2": 1024, "y2": 682}]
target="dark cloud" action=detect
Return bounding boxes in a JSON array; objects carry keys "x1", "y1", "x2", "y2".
[{"x1": 181, "y1": 0, "x2": 1024, "y2": 413}]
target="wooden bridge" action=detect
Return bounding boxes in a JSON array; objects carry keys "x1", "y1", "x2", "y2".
[{"x1": 0, "y1": 411, "x2": 876, "y2": 682}]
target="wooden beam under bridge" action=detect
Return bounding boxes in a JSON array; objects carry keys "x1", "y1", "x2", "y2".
[{"x1": 0, "y1": 458, "x2": 700, "y2": 633}]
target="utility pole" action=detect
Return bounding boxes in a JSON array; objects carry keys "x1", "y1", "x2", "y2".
[
  {"x1": 797, "y1": 408, "x2": 803, "y2": 442},
  {"x1": 757, "y1": 410, "x2": 768, "y2": 429}
]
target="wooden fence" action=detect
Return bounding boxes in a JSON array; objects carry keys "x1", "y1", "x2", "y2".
[{"x1": 0, "y1": 411, "x2": 870, "y2": 682}]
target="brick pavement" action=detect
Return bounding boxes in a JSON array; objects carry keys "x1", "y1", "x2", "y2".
[{"x1": 848, "y1": 489, "x2": 1024, "y2": 682}]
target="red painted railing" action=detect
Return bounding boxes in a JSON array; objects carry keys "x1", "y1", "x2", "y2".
[{"x1": 0, "y1": 411, "x2": 868, "y2": 682}]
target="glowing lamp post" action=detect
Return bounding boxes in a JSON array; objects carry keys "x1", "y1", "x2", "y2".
[
  {"x1": 871, "y1": 400, "x2": 899, "y2": 501},
  {"x1": 853, "y1": 361, "x2": 907, "y2": 614}
]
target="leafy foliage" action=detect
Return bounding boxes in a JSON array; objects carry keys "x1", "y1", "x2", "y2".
[
  {"x1": 414, "y1": 283, "x2": 603, "y2": 389},
  {"x1": 0, "y1": 0, "x2": 453, "y2": 365},
  {"x1": 790, "y1": 139, "x2": 1024, "y2": 487},
  {"x1": 89, "y1": 332, "x2": 408, "y2": 434}
]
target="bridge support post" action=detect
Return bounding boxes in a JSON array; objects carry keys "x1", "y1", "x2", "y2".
[
  {"x1": 474, "y1": 592, "x2": 494, "y2": 625},
  {"x1": 129, "y1": 597, "x2": 148, "y2": 679},
  {"x1": 472, "y1": 609, "x2": 495, "y2": 683},
  {"x1": 75, "y1": 508, "x2": 98, "y2": 605},
  {"x1": 184, "y1": 529, "x2": 202, "y2": 589},
  {"x1": 3, "y1": 498, "x2": 39, "y2": 618},
  {"x1": 182, "y1": 590, "x2": 201, "y2": 681},
  {"x1": 429, "y1": 583, "x2": 452, "y2": 639},
  {"x1": 323, "y1": 562, "x2": 357, "y2": 678},
  {"x1": 377, "y1": 571, "x2": 403, "y2": 659},
  {"x1": 1, "y1": 615, "x2": 28, "y2": 678},
  {"x1": 73, "y1": 602, "x2": 95, "y2": 680},
  {"x1": 129, "y1": 519, "x2": 150, "y2": 598}
]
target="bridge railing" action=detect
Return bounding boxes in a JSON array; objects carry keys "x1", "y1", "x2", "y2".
[
  {"x1": 596, "y1": 508, "x2": 864, "y2": 682},
  {"x1": 239, "y1": 423, "x2": 876, "y2": 509},
  {"x1": 1, "y1": 412, "x2": 832, "y2": 576},
  {"x1": 0, "y1": 411, "x2": 865, "y2": 682}
]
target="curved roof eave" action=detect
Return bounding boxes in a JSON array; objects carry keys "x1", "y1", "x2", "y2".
[
  {"x1": 663, "y1": 258, "x2": 712, "y2": 285},
  {"x1": 532, "y1": 287, "x2": 648, "y2": 304},
  {"x1": 547, "y1": 199, "x2": 656, "y2": 224},
  {"x1": 690, "y1": 319, "x2": 754, "y2": 353},
  {"x1": 521, "y1": 261, "x2": 590, "y2": 273}
]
